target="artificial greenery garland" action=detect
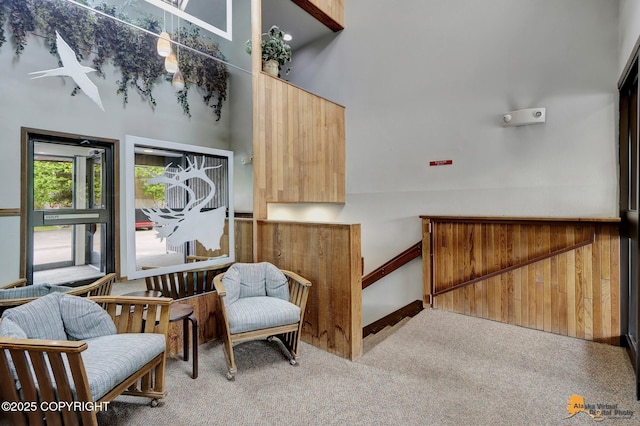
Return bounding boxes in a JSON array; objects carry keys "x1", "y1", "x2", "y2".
[{"x1": 0, "y1": 0, "x2": 228, "y2": 120}]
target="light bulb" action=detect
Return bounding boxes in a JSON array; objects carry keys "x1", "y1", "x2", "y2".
[
  {"x1": 157, "y1": 31, "x2": 172, "y2": 57},
  {"x1": 172, "y1": 70, "x2": 185, "y2": 91},
  {"x1": 165, "y1": 52, "x2": 178, "y2": 74}
]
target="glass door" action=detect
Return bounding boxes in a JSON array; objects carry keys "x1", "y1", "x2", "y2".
[
  {"x1": 620, "y1": 61, "x2": 640, "y2": 400},
  {"x1": 26, "y1": 135, "x2": 114, "y2": 286}
]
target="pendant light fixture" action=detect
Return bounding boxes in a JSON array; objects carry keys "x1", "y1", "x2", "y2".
[
  {"x1": 157, "y1": 10, "x2": 172, "y2": 57},
  {"x1": 157, "y1": 31, "x2": 172, "y2": 57},
  {"x1": 165, "y1": 52, "x2": 178, "y2": 73},
  {"x1": 172, "y1": 70, "x2": 185, "y2": 91}
]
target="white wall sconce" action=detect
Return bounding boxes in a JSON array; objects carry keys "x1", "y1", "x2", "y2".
[{"x1": 502, "y1": 107, "x2": 546, "y2": 127}]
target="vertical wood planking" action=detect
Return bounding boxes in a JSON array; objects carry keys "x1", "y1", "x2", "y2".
[
  {"x1": 422, "y1": 218, "x2": 621, "y2": 344},
  {"x1": 257, "y1": 221, "x2": 362, "y2": 360},
  {"x1": 166, "y1": 292, "x2": 218, "y2": 357},
  {"x1": 253, "y1": 73, "x2": 346, "y2": 222}
]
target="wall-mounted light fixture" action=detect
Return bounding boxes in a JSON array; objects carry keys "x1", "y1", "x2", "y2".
[{"x1": 502, "y1": 107, "x2": 546, "y2": 127}]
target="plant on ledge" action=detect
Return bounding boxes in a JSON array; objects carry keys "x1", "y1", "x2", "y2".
[
  {"x1": 246, "y1": 25, "x2": 291, "y2": 78},
  {"x1": 0, "y1": 0, "x2": 228, "y2": 121}
]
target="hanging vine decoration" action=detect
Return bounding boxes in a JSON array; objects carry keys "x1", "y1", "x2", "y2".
[
  {"x1": 174, "y1": 26, "x2": 228, "y2": 119},
  {"x1": 0, "y1": 0, "x2": 228, "y2": 120}
]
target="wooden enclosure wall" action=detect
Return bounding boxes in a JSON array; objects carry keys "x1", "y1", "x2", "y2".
[
  {"x1": 194, "y1": 218, "x2": 253, "y2": 263},
  {"x1": 253, "y1": 73, "x2": 346, "y2": 219},
  {"x1": 291, "y1": 0, "x2": 345, "y2": 31},
  {"x1": 256, "y1": 220, "x2": 362, "y2": 360},
  {"x1": 167, "y1": 292, "x2": 218, "y2": 357},
  {"x1": 421, "y1": 217, "x2": 621, "y2": 344}
]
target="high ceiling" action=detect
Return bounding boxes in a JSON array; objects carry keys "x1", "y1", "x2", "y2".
[{"x1": 261, "y1": 0, "x2": 333, "y2": 50}]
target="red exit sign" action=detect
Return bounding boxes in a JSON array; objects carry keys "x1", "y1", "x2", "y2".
[{"x1": 429, "y1": 160, "x2": 453, "y2": 166}]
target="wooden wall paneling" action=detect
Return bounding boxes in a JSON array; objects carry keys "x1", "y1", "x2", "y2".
[
  {"x1": 166, "y1": 292, "x2": 219, "y2": 357},
  {"x1": 256, "y1": 220, "x2": 362, "y2": 360},
  {"x1": 421, "y1": 217, "x2": 621, "y2": 344},
  {"x1": 253, "y1": 73, "x2": 346, "y2": 220},
  {"x1": 193, "y1": 218, "x2": 253, "y2": 263},
  {"x1": 290, "y1": 0, "x2": 345, "y2": 31},
  {"x1": 234, "y1": 218, "x2": 254, "y2": 263}
]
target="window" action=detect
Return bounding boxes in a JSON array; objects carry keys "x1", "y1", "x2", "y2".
[{"x1": 125, "y1": 135, "x2": 234, "y2": 279}]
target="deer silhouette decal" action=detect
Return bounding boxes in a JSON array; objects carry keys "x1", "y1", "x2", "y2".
[{"x1": 141, "y1": 156, "x2": 227, "y2": 252}]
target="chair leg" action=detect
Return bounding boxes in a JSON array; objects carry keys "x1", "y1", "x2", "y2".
[
  {"x1": 276, "y1": 332, "x2": 300, "y2": 366},
  {"x1": 188, "y1": 314, "x2": 198, "y2": 379},
  {"x1": 222, "y1": 336, "x2": 236, "y2": 380},
  {"x1": 182, "y1": 317, "x2": 189, "y2": 362}
]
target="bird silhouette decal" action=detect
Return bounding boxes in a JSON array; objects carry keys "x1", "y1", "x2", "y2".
[{"x1": 29, "y1": 31, "x2": 104, "y2": 111}]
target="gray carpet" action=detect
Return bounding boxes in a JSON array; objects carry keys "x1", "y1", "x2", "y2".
[{"x1": 97, "y1": 309, "x2": 640, "y2": 425}]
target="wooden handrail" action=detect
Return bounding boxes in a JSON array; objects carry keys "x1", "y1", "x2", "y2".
[
  {"x1": 362, "y1": 242, "x2": 422, "y2": 289},
  {"x1": 431, "y1": 228, "x2": 596, "y2": 297}
]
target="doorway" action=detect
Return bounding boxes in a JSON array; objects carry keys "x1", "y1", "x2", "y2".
[
  {"x1": 21, "y1": 129, "x2": 119, "y2": 286},
  {"x1": 619, "y1": 60, "x2": 640, "y2": 399}
]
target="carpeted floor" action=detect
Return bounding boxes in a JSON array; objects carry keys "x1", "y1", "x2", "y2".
[{"x1": 97, "y1": 309, "x2": 640, "y2": 425}]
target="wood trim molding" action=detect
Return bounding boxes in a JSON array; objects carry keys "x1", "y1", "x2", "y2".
[
  {"x1": 0, "y1": 209, "x2": 20, "y2": 217},
  {"x1": 363, "y1": 300, "x2": 423, "y2": 338},
  {"x1": 290, "y1": 0, "x2": 344, "y2": 31},
  {"x1": 421, "y1": 215, "x2": 621, "y2": 223}
]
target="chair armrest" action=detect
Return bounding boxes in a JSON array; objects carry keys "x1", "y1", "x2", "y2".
[
  {"x1": 68, "y1": 273, "x2": 116, "y2": 297},
  {"x1": 0, "y1": 336, "x2": 87, "y2": 353},
  {"x1": 213, "y1": 273, "x2": 226, "y2": 297},
  {"x1": 0, "y1": 278, "x2": 27, "y2": 289},
  {"x1": 0, "y1": 295, "x2": 36, "y2": 309},
  {"x1": 282, "y1": 270, "x2": 311, "y2": 309}
]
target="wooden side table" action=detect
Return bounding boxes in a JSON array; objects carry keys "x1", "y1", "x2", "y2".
[
  {"x1": 170, "y1": 303, "x2": 198, "y2": 379},
  {"x1": 122, "y1": 291, "x2": 198, "y2": 379}
]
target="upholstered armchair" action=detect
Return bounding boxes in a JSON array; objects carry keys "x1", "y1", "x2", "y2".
[{"x1": 213, "y1": 262, "x2": 311, "y2": 380}]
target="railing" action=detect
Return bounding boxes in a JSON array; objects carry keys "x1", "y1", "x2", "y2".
[
  {"x1": 362, "y1": 242, "x2": 422, "y2": 289},
  {"x1": 431, "y1": 229, "x2": 596, "y2": 297},
  {"x1": 362, "y1": 241, "x2": 424, "y2": 338}
]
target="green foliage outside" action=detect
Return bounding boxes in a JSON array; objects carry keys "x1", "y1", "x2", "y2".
[
  {"x1": 135, "y1": 166, "x2": 166, "y2": 204},
  {"x1": 33, "y1": 160, "x2": 73, "y2": 209}
]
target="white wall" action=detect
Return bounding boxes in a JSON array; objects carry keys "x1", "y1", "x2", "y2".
[
  {"x1": 0, "y1": 2, "x2": 253, "y2": 280},
  {"x1": 273, "y1": 0, "x2": 620, "y2": 326}
]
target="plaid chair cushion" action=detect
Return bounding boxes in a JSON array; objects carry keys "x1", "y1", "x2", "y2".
[
  {"x1": 226, "y1": 296, "x2": 301, "y2": 334},
  {"x1": 60, "y1": 294, "x2": 116, "y2": 341},
  {"x1": 222, "y1": 262, "x2": 290, "y2": 306},
  {"x1": 1, "y1": 293, "x2": 67, "y2": 340},
  {"x1": 81, "y1": 334, "x2": 165, "y2": 401},
  {"x1": 0, "y1": 283, "x2": 72, "y2": 300}
]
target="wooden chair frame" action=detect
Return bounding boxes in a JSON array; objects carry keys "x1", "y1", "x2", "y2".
[
  {"x1": 143, "y1": 264, "x2": 232, "y2": 299},
  {"x1": 0, "y1": 273, "x2": 116, "y2": 314},
  {"x1": 213, "y1": 269, "x2": 311, "y2": 380},
  {"x1": 0, "y1": 278, "x2": 27, "y2": 289},
  {"x1": 0, "y1": 295, "x2": 172, "y2": 426}
]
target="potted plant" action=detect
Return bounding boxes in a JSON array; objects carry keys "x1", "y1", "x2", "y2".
[{"x1": 246, "y1": 25, "x2": 291, "y2": 78}]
